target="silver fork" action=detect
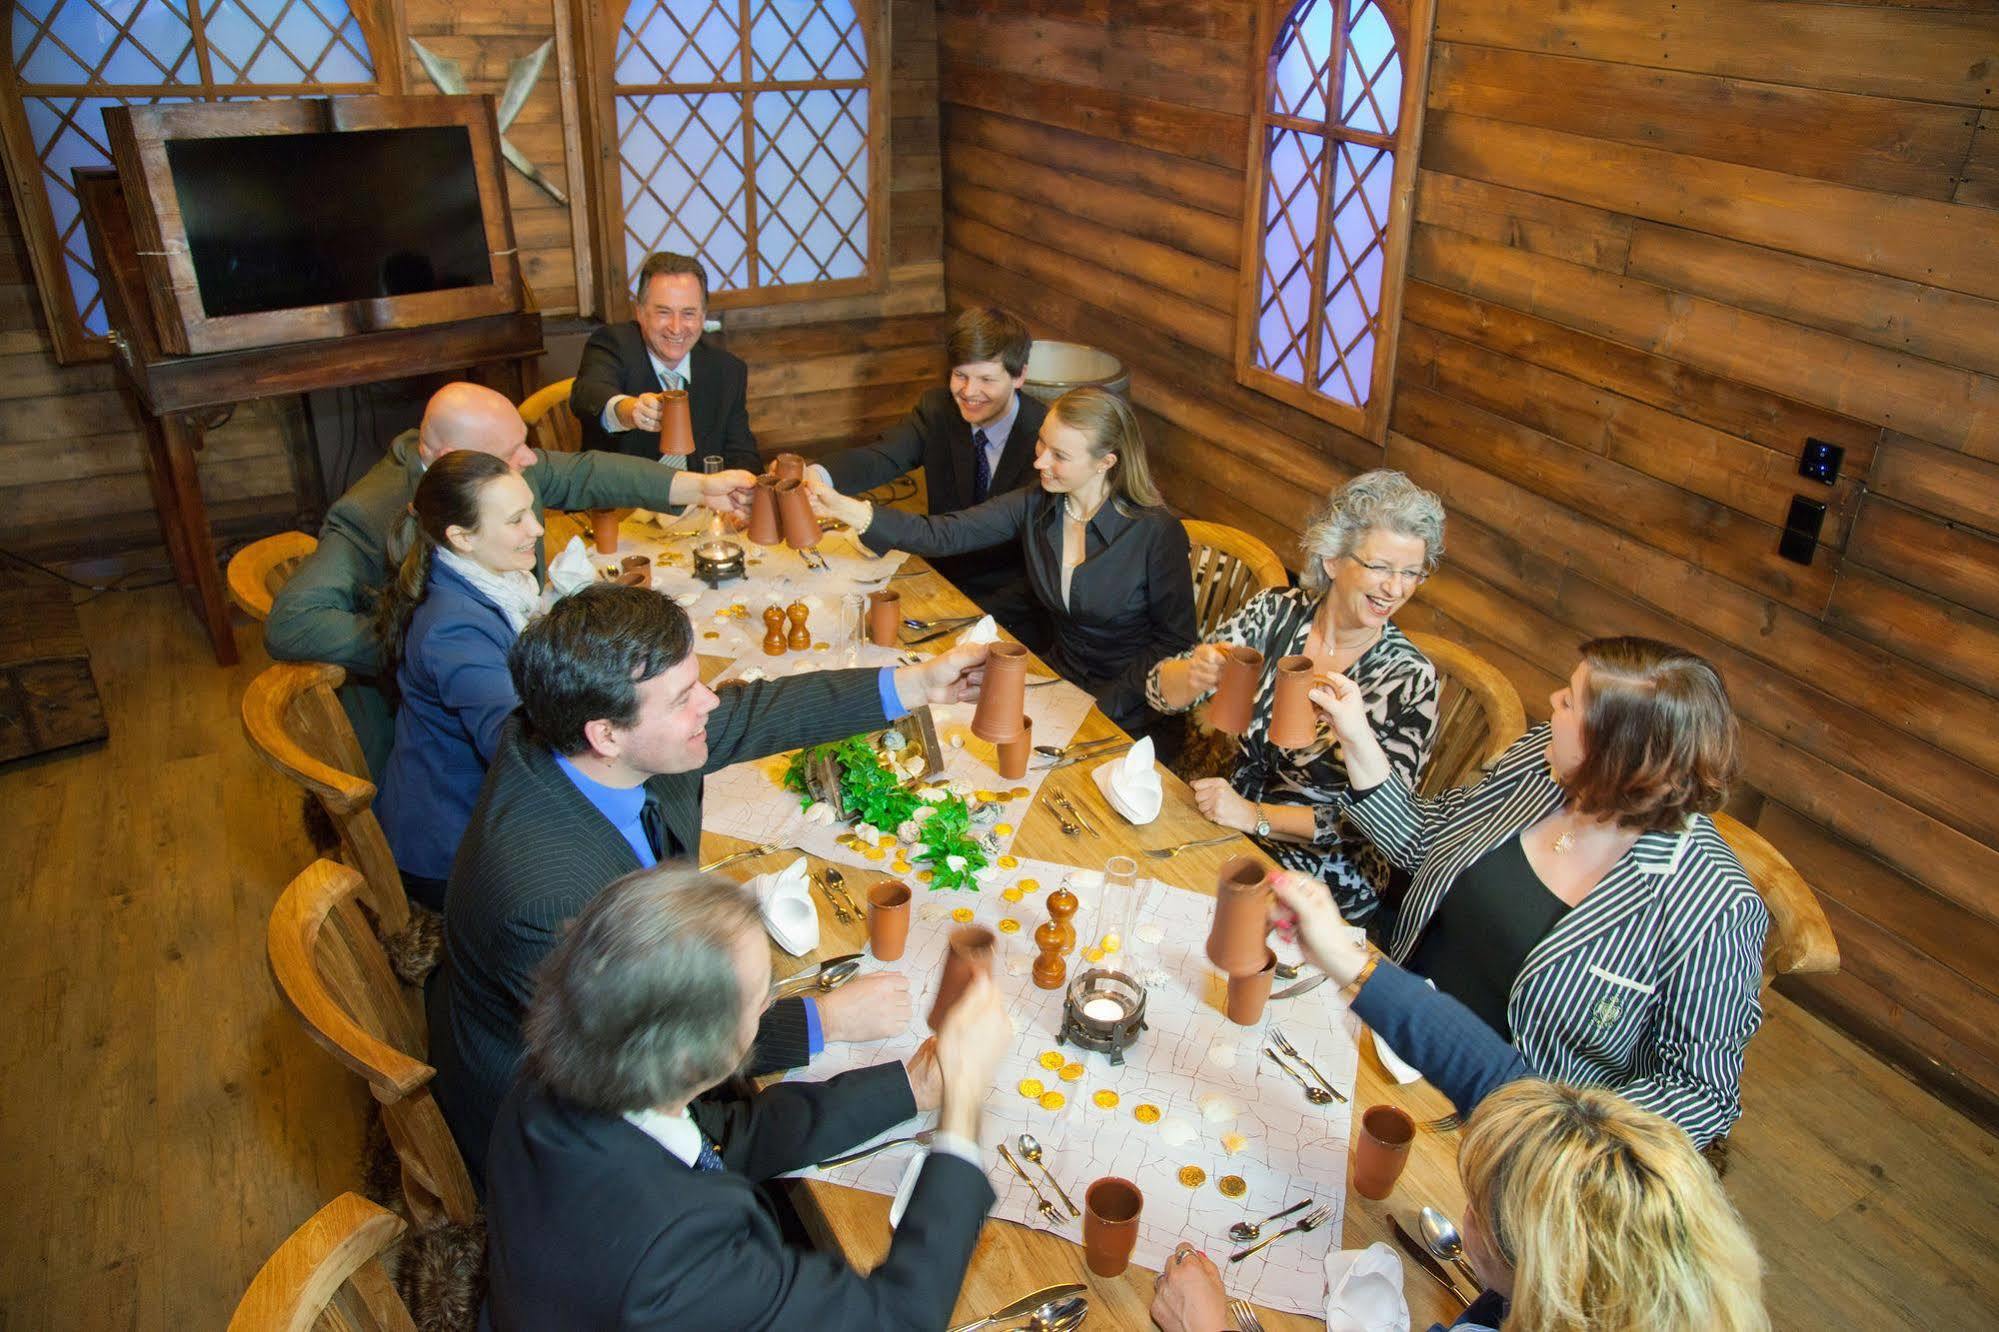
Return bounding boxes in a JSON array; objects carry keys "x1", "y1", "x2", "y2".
[
  {"x1": 1419, "y1": 1112, "x2": 1461, "y2": 1134},
  {"x1": 1228, "y1": 1298, "x2": 1268, "y2": 1332},
  {"x1": 1228, "y1": 1204, "x2": 1333, "y2": 1262},
  {"x1": 1269, "y1": 1026, "x2": 1348, "y2": 1103},
  {"x1": 816, "y1": 1128, "x2": 935, "y2": 1169},
  {"x1": 1143, "y1": 832, "x2": 1241, "y2": 860}
]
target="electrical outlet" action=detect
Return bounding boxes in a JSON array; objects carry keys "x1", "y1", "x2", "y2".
[
  {"x1": 1778, "y1": 495, "x2": 1826, "y2": 565},
  {"x1": 1800, "y1": 438, "x2": 1844, "y2": 485}
]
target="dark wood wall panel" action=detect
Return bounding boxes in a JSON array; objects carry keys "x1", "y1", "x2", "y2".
[{"x1": 935, "y1": 0, "x2": 1999, "y2": 1119}]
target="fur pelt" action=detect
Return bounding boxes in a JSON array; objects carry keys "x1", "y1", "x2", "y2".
[
  {"x1": 361, "y1": 1113, "x2": 487, "y2": 1331},
  {"x1": 380, "y1": 904, "x2": 445, "y2": 987}
]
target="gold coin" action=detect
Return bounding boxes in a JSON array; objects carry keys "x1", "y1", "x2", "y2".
[
  {"x1": 1217, "y1": 1175, "x2": 1247, "y2": 1199},
  {"x1": 1178, "y1": 1166, "x2": 1207, "y2": 1189},
  {"x1": 994, "y1": 822, "x2": 1014, "y2": 836},
  {"x1": 892, "y1": 861, "x2": 912, "y2": 874},
  {"x1": 1009, "y1": 786, "x2": 1031, "y2": 799},
  {"x1": 1058, "y1": 1062, "x2": 1085, "y2": 1082},
  {"x1": 951, "y1": 907, "x2": 975, "y2": 923},
  {"x1": 1039, "y1": 1050, "x2": 1066, "y2": 1070},
  {"x1": 974, "y1": 789, "x2": 998, "y2": 803},
  {"x1": 1081, "y1": 946, "x2": 1105, "y2": 963},
  {"x1": 702, "y1": 631, "x2": 720, "y2": 640},
  {"x1": 1018, "y1": 1078, "x2": 1045, "y2": 1099},
  {"x1": 918, "y1": 870, "x2": 934, "y2": 884},
  {"x1": 1039, "y1": 1091, "x2": 1067, "y2": 1111},
  {"x1": 1134, "y1": 1103, "x2": 1162, "y2": 1125},
  {"x1": 1099, "y1": 933, "x2": 1121, "y2": 954},
  {"x1": 863, "y1": 848, "x2": 885, "y2": 861},
  {"x1": 1001, "y1": 887, "x2": 1024, "y2": 903},
  {"x1": 998, "y1": 918, "x2": 1021, "y2": 934},
  {"x1": 1018, "y1": 877, "x2": 1041, "y2": 893},
  {"x1": 997, "y1": 855, "x2": 1020, "y2": 870},
  {"x1": 813, "y1": 642, "x2": 829, "y2": 651},
  {"x1": 1093, "y1": 1089, "x2": 1120, "y2": 1109}
]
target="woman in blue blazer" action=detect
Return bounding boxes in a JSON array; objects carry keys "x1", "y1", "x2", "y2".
[{"x1": 375, "y1": 450, "x2": 546, "y2": 910}]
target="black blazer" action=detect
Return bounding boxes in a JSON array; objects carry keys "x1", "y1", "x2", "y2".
[
  {"x1": 570, "y1": 326, "x2": 762, "y2": 470},
  {"x1": 482, "y1": 1064, "x2": 995, "y2": 1329},
  {"x1": 820, "y1": 386, "x2": 1047, "y2": 602},
  {"x1": 429, "y1": 667, "x2": 892, "y2": 1182}
]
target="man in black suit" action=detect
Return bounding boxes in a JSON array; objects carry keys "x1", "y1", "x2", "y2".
[
  {"x1": 570, "y1": 251, "x2": 763, "y2": 471},
  {"x1": 811, "y1": 306, "x2": 1048, "y2": 639},
  {"x1": 428, "y1": 582, "x2": 988, "y2": 1180},
  {"x1": 483, "y1": 864, "x2": 1012, "y2": 1328}
]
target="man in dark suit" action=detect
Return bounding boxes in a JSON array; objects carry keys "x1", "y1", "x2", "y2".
[
  {"x1": 570, "y1": 251, "x2": 762, "y2": 472},
  {"x1": 428, "y1": 582, "x2": 989, "y2": 1180},
  {"x1": 811, "y1": 306, "x2": 1048, "y2": 638},
  {"x1": 483, "y1": 864, "x2": 1012, "y2": 1328}
]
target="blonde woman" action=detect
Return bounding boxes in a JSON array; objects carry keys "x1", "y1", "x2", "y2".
[
  {"x1": 809, "y1": 386, "x2": 1195, "y2": 735},
  {"x1": 1151, "y1": 870, "x2": 1769, "y2": 1332}
]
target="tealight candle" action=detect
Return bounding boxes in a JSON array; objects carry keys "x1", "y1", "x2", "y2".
[{"x1": 1082, "y1": 996, "x2": 1126, "y2": 1023}]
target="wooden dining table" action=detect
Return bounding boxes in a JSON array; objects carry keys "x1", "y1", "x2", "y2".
[{"x1": 548, "y1": 508, "x2": 1473, "y2": 1330}]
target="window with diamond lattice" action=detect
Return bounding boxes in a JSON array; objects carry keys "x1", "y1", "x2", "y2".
[
  {"x1": 588, "y1": 0, "x2": 881, "y2": 313},
  {"x1": 0, "y1": 0, "x2": 398, "y2": 361},
  {"x1": 1235, "y1": 0, "x2": 1432, "y2": 443}
]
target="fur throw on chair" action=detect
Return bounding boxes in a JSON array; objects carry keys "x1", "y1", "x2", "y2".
[{"x1": 362, "y1": 1115, "x2": 486, "y2": 1331}]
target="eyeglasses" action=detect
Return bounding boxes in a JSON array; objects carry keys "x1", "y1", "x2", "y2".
[{"x1": 1344, "y1": 553, "x2": 1427, "y2": 589}]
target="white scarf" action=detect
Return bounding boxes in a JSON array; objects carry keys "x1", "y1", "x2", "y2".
[{"x1": 435, "y1": 548, "x2": 542, "y2": 634}]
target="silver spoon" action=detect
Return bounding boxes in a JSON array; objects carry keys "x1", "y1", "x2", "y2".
[
  {"x1": 1264, "y1": 1048, "x2": 1334, "y2": 1105},
  {"x1": 1227, "y1": 1197, "x2": 1313, "y2": 1243},
  {"x1": 773, "y1": 958, "x2": 859, "y2": 999},
  {"x1": 1016, "y1": 1133, "x2": 1080, "y2": 1217},
  {"x1": 1419, "y1": 1205, "x2": 1484, "y2": 1293},
  {"x1": 1012, "y1": 1295, "x2": 1088, "y2": 1332}
]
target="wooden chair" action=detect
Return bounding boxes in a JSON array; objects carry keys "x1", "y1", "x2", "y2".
[
  {"x1": 227, "y1": 530, "x2": 318, "y2": 621},
  {"x1": 1712, "y1": 812, "x2": 1841, "y2": 990},
  {"x1": 269, "y1": 859, "x2": 479, "y2": 1230},
  {"x1": 228, "y1": 1192, "x2": 415, "y2": 1332},
  {"x1": 518, "y1": 376, "x2": 580, "y2": 453},
  {"x1": 1402, "y1": 631, "x2": 1528, "y2": 796},
  {"x1": 1182, "y1": 519, "x2": 1289, "y2": 639}
]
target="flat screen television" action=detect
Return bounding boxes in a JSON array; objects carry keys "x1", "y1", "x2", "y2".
[{"x1": 104, "y1": 96, "x2": 520, "y2": 356}]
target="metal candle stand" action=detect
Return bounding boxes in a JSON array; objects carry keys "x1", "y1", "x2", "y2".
[
  {"x1": 692, "y1": 538, "x2": 747, "y2": 588},
  {"x1": 1059, "y1": 968, "x2": 1148, "y2": 1065}
]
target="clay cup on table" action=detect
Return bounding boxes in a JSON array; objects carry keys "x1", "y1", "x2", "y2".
[
  {"x1": 590, "y1": 508, "x2": 620, "y2": 555},
  {"x1": 995, "y1": 715, "x2": 1033, "y2": 781},
  {"x1": 969, "y1": 641, "x2": 1030, "y2": 743},
  {"x1": 1267, "y1": 654, "x2": 1319, "y2": 749},
  {"x1": 1224, "y1": 947, "x2": 1277, "y2": 1025},
  {"x1": 1352, "y1": 1104, "x2": 1416, "y2": 1200},
  {"x1": 866, "y1": 880, "x2": 912, "y2": 962},
  {"x1": 1204, "y1": 856, "x2": 1273, "y2": 976},
  {"x1": 927, "y1": 925, "x2": 997, "y2": 1031},
  {"x1": 656, "y1": 389, "x2": 694, "y2": 456},
  {"x1": 867, "y1": 589, "x2": 902, "y2": 646},
  {"x1": 1208, "y1": 645, "x2": 1264, "y2": 735},
  {"x1": 1082, "y1": 1177, "x2": 1144, "y2": 1277},
  {"x1": 747, "y1": 476, "x2": 783, "y2": 546}
]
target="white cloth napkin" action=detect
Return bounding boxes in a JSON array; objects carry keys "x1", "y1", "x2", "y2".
[
  {"x1": 1092, "y1": 734, "x2": 1162, "y2": 824},
  {"x1": 547, "y1": 535, "x2": 601, "y2": 598},
  {"x1": 1370, "y1": 975, "x2": 1436, "y2": 1085},
  {"x1": 1321, "y1": 1242, "x2": 1409, "y2": 1332},
  {"x1": 958, "y1": 614, "x2": 1000, "y2": 645},
  {"x1": 748, "y1": 857, "x2": 819, "y2": 956}
]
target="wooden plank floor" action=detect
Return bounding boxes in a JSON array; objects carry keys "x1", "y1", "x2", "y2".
[{"x1": 2, "y1": 586, "x2": 1995, "y2": 1328}]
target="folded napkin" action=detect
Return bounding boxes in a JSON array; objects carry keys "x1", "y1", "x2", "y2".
[
  {"x1": 1322, "y1": 1242, "x2": 1408, "y2": 1332},
  {"x1": 747, "y1": 857, "x2": 819, "y2": 956},
  {"x1": 1369, "y1": 974, "x2": 1435, "y2": 1085},
  {"x1": 1092, "y1": 734, "x2": 1163, "y2": 824},
  {"x1": 547, "y1": 535, "x2": 601, "y2": 597},
  {"x1": 958, "y1": 614, "x2": 1000, "y2": 645}
]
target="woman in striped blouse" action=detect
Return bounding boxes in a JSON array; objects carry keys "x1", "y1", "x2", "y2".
[{"x1": 1310, "y1": 635, "x2": 1768, "y2": 1148}]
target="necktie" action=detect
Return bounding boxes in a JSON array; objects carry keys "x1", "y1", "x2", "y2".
[
  {"x1": 639, "y1": 795, "x2": 668, "y2": 863},
  {"x1": 972, "y1": 428, "x2": 991, "y2": 504},
  {"x1": 657, "y1": 367, "x2": 686, "y2": 473},
  {"x1": 694, "y1": 1134, "x2": 724, "y2": 1172}
]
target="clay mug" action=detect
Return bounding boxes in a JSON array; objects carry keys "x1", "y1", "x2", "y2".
[
  {"x1": 867, "y1": 589, "x2": 902, "y2": 646},
  {"x1": 1352, "y1": 1105, "x2": 1416, "y2": 1200},
  {"x1": 1267, "y1": 654, "x2": 1319, "y2": 749},
  {"x1": 656, "y1": 389, "x2": 694, "y2": 456},
  {"x1": 1224, "y1": 947, "x2": 1277, "y2": 1025},
  {"x1": 771, "y1": 452, "x2": 806, "y2": 482},
  {"x1": 866, "y1": 880, "x2": 912, "y2": 962},
  {"x1": 1209, "y1": 645, "x2": 1264, "y2": 735},
  {"x1": 747, "y1": 476, "x2": 783, "y2": 546},
  {"x1": 1082, "y1": 1177, "x2": 1144, "y2": 1277},
  {"x1": 776, "y1": 478, "x2": 818, "y2": 549},
  {"x1": 995, "y1": 715, "x2": 1033, "y2": 781},
  {"x1": 927, "y1": 925, "x2": 997, "y2": 1031},
  {"x1": 1204, "y1": 856, "x2": 1272, "y2": 976},
  {"x1": 589, "y1": 508, "x2": 620, "y2": 555},
  {"x1": 969, "y1": 641, "x2": 1029, "y2": 744}
]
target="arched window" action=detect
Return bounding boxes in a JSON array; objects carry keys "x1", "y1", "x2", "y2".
[
  {"x1": 1236, "y1": 0, "x2": 1432, "y2": 443},
  {"x1": 581, "y1": 0, "x2": 882, "y2": 317},
  {"x1": 0, "y1": 0, "x2": 400, "y2": 361}
]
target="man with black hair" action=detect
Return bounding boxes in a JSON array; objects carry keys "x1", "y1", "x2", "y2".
[{"x1": 428, "y1": 581, "x2": 988, "y2": 1180}]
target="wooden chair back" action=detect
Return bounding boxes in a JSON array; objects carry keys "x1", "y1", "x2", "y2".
[
  {"x1": 269, "y1": 860, "x2": 479, "y2": 1229},
  {"x1": 1712, "y1": 813, "x2": 1841, "y2": 990},
  {"x1": 1401, "y1": 632, "x2": 1528, "y2": 796},
  {"x1": 242, "y1": 662, "x2": 407, "y2": 933},
  {"x1": 227, "y1": 531, "x2": 319, "y2": 621},
  {"x1": 228, "y1": 1192, "x2": 416, "y2": 1332},
  {"x1": 1182, "y1": 519, "x2": 1289, "y2": 639},
  {"x1": 519, "y1": 377, "x2": 581, "y2": 453}
]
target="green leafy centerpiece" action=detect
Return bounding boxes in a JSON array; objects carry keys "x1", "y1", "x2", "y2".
[{"x1": 783, "y1": 727, "x2": 994, "y2": 891}]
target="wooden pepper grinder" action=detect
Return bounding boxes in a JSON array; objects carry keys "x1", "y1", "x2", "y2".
[
  {"x1": 762, "y1": 605, "x2": 787, "y2": 656},
  {"x1": 1032, "y1": 917, "x2": 1067, "y2": 990},
  {"x1": 786, "y1": 601, "x2": 811, "y2": 651},
  {"x1": 1047, "y1": 881, "x2": 1080, "y2": 956}
]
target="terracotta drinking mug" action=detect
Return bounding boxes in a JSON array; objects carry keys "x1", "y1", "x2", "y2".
[
  {"x1": 867, "y1": 589, "x2": 902, "y2": 646},
  {"x1": 995, "y1": 715, "x2": 1033, "y2": 780},
  {"x1": 776, "y1": 478, "x2": 818, "y2": 549},
  {"x1": 927, "y1": 925, "x2": 997, "y2": 1031},
  {"x1": 866, "y1": 880, "x2": 912, "y2": 962},
  {"x1": 1352, "y1": 1104, "x2": 1416, "y2": 1200},
  {"x1": 1267, "y1": 654, "x2": 1319, "y2": 748},
  {"x1": 1204, "y1": 857, "x2": 1272, "y2": 976},
  {"x1": 656, "y1": 389, "x2": 694, "y2": 456},
  {"x1": 747, "y1": 476, "x2": 783, "y2": 546},
  {"x1": 1082, "y1": 1177, "x2": 1144, "y2": 1277},
  {"x1": 1225, "y1": 947, "x2": 1277, "y2": 1025},
  {"x1": 589, "y1": 508, "x2": 620, "y2": 555},
  {"x1": 969, "y1": 641, "x2": 1030, "y2": 744},
  {"x1": 1208, "y1": 645, "x2": 1264, "y2": 735},
  {"x1": 620, "y1": 554, "x2": 651, "y2": 584},
  {"x1": 772, "y1": 452, "x2": 806, "y2": 482}
]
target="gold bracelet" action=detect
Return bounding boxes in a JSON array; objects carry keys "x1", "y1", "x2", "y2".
[{"x1": 1340, "y1": 948, "x2": 1383, "y2": 1001}]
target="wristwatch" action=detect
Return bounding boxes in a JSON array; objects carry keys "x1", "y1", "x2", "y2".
[{"x1": 1253, "y1": 803, "x2": 1271, "y2": 839}]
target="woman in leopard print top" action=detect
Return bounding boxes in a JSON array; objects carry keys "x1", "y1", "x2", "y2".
[{"x1": 1147, "y1": 471, "x2": 1444, "y2": 924}]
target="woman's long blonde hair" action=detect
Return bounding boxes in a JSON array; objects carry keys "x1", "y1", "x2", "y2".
[
  {"x1": 1458, "y1": 1081, "x2": 1768, "y2": 1332},
  {"x1": 1048, "y1": 386, "x2": 1162, "y2": 511}
]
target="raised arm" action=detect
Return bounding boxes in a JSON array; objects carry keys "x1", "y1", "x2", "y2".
[{"x1": 814, "y1": 403, "x2": 930, "y2": 496}]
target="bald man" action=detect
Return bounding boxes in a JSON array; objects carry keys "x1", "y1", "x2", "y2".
[{"x1": 266, "y1": 382, "x2": 755, "y2": 776}]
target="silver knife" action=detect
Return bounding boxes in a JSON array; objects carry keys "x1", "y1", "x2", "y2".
[
  {"x1": 1044, "y1": 741, "x2": 1135, "y2": 771},
  {"x1": 944, "y1": 1282, "x2": 1088, "y2": 1332},
  {"x1": 1390, "y1": 1215, "x2": 1473, "y2": 1305},
  {"x1": 1270, "y1": 971, "x2": 1329, "y2": 1001}
]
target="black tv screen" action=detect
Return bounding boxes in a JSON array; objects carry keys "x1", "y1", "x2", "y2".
[{"x1": 167, "y1": 125, "x2": 490, "y2": 317}]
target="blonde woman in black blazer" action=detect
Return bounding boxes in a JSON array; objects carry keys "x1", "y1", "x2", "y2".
[{"x1": 1312, "y1": 636, "x2": 1767, "y2": 1147}]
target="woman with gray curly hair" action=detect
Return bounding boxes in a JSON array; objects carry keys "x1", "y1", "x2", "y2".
[{"x1": 1147, "y1": 469, "x2": 1444, "y2": 924}]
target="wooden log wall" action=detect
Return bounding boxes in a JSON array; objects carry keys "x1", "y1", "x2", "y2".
[{"x1": 935, "y1": 0, "x2": 1999, "y2": 1121}]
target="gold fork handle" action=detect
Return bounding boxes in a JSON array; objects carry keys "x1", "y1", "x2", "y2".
[{"x1": 1229, "y1": 1219, "x2": 1304, "y2": 1262}]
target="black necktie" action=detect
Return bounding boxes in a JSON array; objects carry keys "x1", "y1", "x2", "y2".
[
  {"x1": 972, "y1": 428, "x2": 992, "y2": 503},
  {"x1": 640, "y1": 795, "x2": 668, "y2": 862}
]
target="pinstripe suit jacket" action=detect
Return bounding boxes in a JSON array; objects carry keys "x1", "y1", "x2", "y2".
[
  {"x1": 429, "y1": 667, "x2": 893, "y2": 1181},
  {"x1": 1347, "y1": 724, "x2": 1768, "y2": 1147}
]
